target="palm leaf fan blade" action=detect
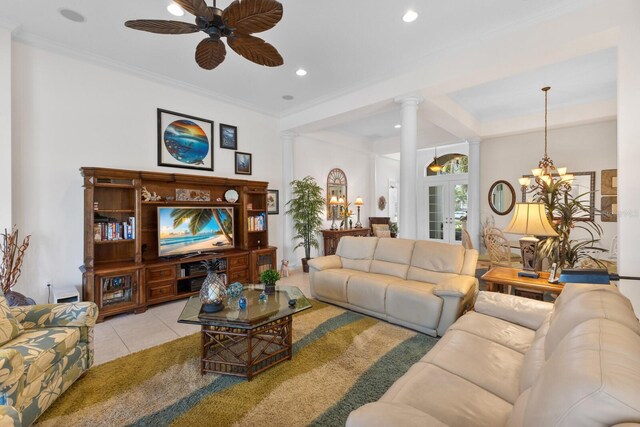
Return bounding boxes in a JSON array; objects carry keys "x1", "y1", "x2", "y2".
[
  {"x1": 124, "y1": 20, "x2": 200, "y2": 35},
  {"x1": 228, "y1": 34, "x2": 283, "y2": 67},
  {"x1": 195, "y1": 38, "x2": 227, "y2": 70},
  {"x1": 223, "y1": 0, "x2": 283, "y2": 34},
  {"x1": 175, "y1": 0, "x2": 214, "y2": 20}
]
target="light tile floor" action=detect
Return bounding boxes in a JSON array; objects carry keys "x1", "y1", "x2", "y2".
[{"x1": 93, "y1": 268, "x2": 311, "y2": 366}]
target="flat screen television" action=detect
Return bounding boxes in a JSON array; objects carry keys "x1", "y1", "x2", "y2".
[{"x1": 157, "y1": 206, "x2": 234, "y2": 257}]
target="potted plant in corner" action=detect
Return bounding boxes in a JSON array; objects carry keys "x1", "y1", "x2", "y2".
[
  {"x1": 286, "y1": 176, "x2": 325, "y2": 273},
  {"x1": 260, "y1": 269, "x2": 280, "y2": 295}
]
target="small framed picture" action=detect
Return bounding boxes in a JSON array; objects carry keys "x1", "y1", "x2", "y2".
[
  {"x1": 157, "y1": 109, "x2": 213, "y2": 171},
  {"x1": 235, "y1": 152, "x2": 252, "y2": 175},
  {"x1": 219, "y1": 123, "x2": 237, "y2": 150},
  {"x1": 267, "y1": 189, "x2": 279, "y2": 214}
]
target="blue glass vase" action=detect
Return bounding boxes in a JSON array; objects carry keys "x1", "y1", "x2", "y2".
[{"x1": 238, "y1": 295, "x2": 247, "y2": 310}]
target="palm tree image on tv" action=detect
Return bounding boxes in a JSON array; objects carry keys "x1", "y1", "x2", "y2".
[{"x1": 158, "y1": 207, "x2": 234, "y2": 256}]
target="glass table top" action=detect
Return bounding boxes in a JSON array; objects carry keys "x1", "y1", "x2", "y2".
[{"x1": 177, "y1": 285, "x2": 311, "y2": 329}]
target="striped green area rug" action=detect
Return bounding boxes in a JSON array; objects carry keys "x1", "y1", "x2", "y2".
[{"x1": 37, "y1": 301, "x2": 437, "y2": 426}]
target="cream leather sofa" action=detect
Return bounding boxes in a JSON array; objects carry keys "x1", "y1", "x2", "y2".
[
  {"x1": 347, "y1": 283, "x2": 640, "y2": 427},
  {"x1": 308, "y1": 237, "x2": 479, "y2": 337}
]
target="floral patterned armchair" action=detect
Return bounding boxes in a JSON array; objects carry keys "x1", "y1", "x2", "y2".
[{"x1": 0, "y1": 299, "x2": 98, "y2": 426}]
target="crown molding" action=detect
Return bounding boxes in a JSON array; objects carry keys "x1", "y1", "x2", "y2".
[{"x1": 12, "y1": 32, "x2": 279, "y2": 119}]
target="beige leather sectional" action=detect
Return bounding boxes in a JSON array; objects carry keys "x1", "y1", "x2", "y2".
[
  {"x1": 308, "y1": 237, "x2": 479, "y2": 337},
  {"x1": 347, "y1": 283, "x2": 640, "y2": 427}
]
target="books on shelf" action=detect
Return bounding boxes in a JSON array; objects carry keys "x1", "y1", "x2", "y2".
[
  {"x1": 94, "y1": 216, "x2": 136, "y2": 242},
  {"x1": 247, "y1": 213, "x2": 267, "y2": 231}
]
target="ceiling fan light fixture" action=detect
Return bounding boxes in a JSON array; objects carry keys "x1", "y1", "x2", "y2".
[
  {"x1": 167, "y1": 2, "x2": 185, "y2": 17},
  {"x1": 402, "y1": 10, "x2": 418, "y2": 23},
  {"x1": 296, "y1": 68, "x2": 308, "y2": 76}
]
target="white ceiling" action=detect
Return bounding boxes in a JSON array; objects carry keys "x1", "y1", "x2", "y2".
[
  {"x1": 326, "y1": 108, "x2": 459, "y2": 146},
  {"x1": 0, "y1": 0, "x2": 588, "y2": 116},
  {"x1": 448, "y1": 48, "x2": 617, "y2": 122}
]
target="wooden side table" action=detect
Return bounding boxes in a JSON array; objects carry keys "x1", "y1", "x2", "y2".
[
  {"x1": 321, "y1": 228, "x2": 370, "y2": 255},
  {"x1": 481, "y1": 267, "x2": 564, "y2": 300}
]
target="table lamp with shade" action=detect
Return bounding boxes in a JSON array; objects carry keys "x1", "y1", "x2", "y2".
[
  {"x1": 354, "y1": 197, "x2": 364, "y2": 228},
  {"x1": 503, "y1": 202, "x2": 558, "y2": 278},
  {"x1": 329, "y1": 196, "x2": 339, "y2": 230}
]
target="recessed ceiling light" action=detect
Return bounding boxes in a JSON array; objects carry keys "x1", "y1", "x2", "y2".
[
  {"x1": 59, "y1": 9, "x2": 86, "y2": 23},
  {"x1": 167, "y1": 2, "x2": 185, "y2": 17},
  {"x1": 282, "y1": 95, "x2": 294, "y2": 101},
  {"x1": 296, "y1": 68, "x2": 307, "y2": 77},
  {"x1": 394, "y1": 124, "x2": 402, "y2": 129},
  {"x1": 402, "y1": 10, "x2": 418, "y2": 23}
]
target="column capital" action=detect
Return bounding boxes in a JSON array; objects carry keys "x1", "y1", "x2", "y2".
[
  {"x1": 394, "y1": 95, "x2": 424, "y2": 108},
  {"x1": 281, "y1": 130, "x2": 297, "y2": 141},
  {"x1": 467, "y1": 139, "x2": 481, "y2": 146}
]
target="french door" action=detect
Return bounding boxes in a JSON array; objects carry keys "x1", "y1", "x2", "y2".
[{"x1": 422, "y1": 178, "x2": 468, "y2": 244}]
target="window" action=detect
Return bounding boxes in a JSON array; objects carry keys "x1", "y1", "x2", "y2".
[{"x1": 426, "y1": 154, "x2": 469, "y2": 176}]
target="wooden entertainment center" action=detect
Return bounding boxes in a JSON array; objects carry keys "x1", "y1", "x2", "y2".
[{"x1": 80, "y1": 167, "x2": 277, "y2": 322}]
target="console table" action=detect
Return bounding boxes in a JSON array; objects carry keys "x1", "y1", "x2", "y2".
[
  {"x1": 321, "y1": 228, "x2": 370, "y2": 256},
  {"x1": 481, "y1": 267, "x2": 564, "y2": 300}
]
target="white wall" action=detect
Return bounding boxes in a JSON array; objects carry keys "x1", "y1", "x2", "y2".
[
  {"x1": 0, "y1": 29, "x2": 11, "y2": 230},
  {"x1": 291, "y1": 135, "x2": 371, "y2": 261},
  {"x1": 480, "y1": 120, "x2": 617, "y2": 252},
  {"x1": 11, "y1": 42, "x2": 281, "y2": 303},
  {"x1": 373, "y1": 155, "x2": 400, "y2": 219}
]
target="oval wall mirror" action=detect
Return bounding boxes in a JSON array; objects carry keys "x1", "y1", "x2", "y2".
[{"x1": 488, "y1": 180, "x2": 516, "y2": 215}]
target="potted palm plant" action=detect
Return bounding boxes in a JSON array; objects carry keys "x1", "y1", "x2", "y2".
[{"x1": 286, "y1": 176, "x2": 325, "y2": 272}]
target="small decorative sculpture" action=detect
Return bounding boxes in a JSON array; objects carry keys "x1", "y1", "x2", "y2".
[
  {"x1": 227, "y1": 282, "x2": 243, "y2": 299},
  {"x1": 238, "y1": 295, "x2": 247, "y2": 309},
  {"x1": 279, "y1": 260, "x2": 289, "y2": 278},
  {"x1": 141, "y1": 186, "x2": 162, "y2": 202}
]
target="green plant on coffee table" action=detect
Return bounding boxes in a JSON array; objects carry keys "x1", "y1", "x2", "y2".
[
  {"x1": 532, "y1": 178, "x2": 606, "y2": 268},
  {"x1": 260, "y1": 269, "x2": 280, "y2": 294},
  {"x1": 260, "y1": 269, "x2": 280, "y2": 285}
]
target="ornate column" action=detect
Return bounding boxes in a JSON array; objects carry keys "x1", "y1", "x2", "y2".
[
  {"x1": 467, "y1": 140, "x2": 481, "y2": 249},
  {"x1": 394, "y1": 95, "x2": 423, "y2": 239},
  {"x1": 0, "y1": 28, "x2": 12, "y2": 230},
  {"x1": 281, "y1": 131, "x2": 296, "y2": 266}
]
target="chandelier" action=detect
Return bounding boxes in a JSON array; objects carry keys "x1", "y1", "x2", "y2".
[
  {"x1": 428, "y1": 146, "x2": 443, "y2": 173},
  {"x1": 519, "y1": 87, "x2": 573, "y2": 191}
]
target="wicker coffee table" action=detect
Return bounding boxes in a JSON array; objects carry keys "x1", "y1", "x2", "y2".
[{"x1": 178, "y1": 285, "x2": 311, "y2": 380}]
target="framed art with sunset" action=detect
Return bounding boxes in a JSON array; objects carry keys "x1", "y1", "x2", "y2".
[{"x1": 157, "y1": 109, "x2": 214, "y2": 171}]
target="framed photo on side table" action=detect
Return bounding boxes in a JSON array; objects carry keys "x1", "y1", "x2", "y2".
[
  {"x1": 219, "y1": 123, "x2": 237, "y2": 150},
  {"x1": 267, "y1": 189, "x2": 279, "y2": 214},
  {"x1": 235, "y1": 152, "x2": 252, "y2": 175},
  {"x1": 157, "y1": 109, "x2": 213, "y2": 171}
]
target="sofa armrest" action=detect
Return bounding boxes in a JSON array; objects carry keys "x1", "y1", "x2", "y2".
[
  {"x1": 10, "y1": 302, "x2": 98, "y2": 330},
  {"x1": 307, "y1": 255, "x2": 342, "y2": 272},
  {"x1": 0, "y1": 349, "x2": 25, "y2": 407},
  {"x1": 434, "y1": 276, "x2": 478, "y2": 336},
  {"x1": 434, "y1": 276, "x2": 477, "y2": 297},
  {"x1": 347, "y1": 402, "x2": 448, "y2": 427},
  {"x1": 475, "y1": 291, "x2": 553, "y2": 330},
  {"x1": 0, "y1": 406, "x2": 21, "y2": 427}
]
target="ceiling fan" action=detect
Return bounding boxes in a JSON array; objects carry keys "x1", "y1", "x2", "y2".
[{"x1": 125, "y1": 0, "x2": 284, "y2": 70}]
